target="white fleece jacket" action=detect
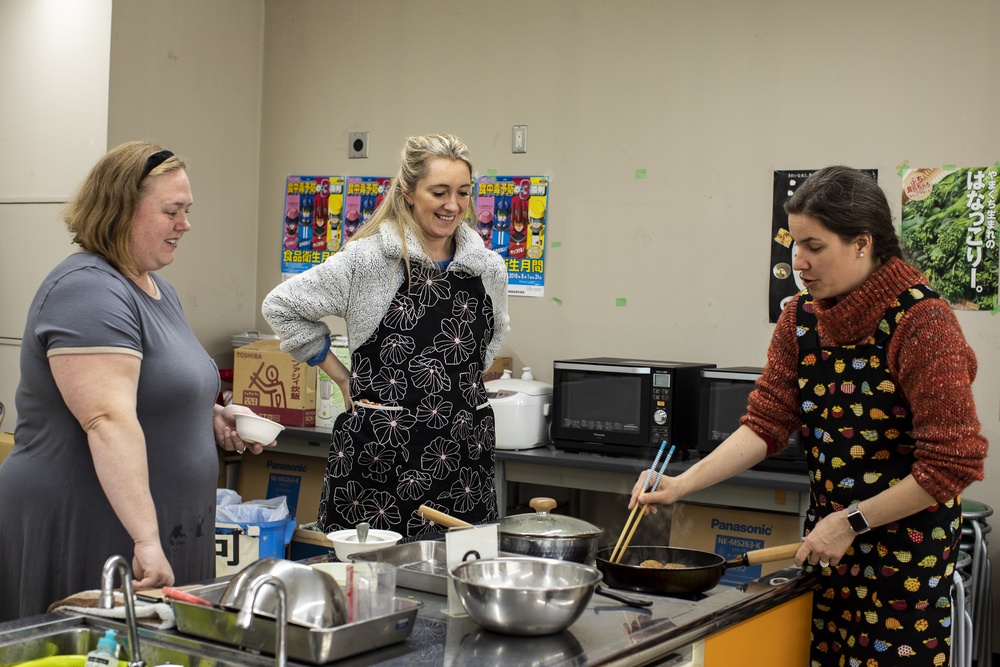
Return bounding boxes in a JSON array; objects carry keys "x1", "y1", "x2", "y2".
[{"x1": 262, "y1": 221, "x2": 510, "y2": 367}]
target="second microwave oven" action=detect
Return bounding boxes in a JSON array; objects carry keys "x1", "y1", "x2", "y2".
[
  {"x1": 551, "y1": 357, "x2": 716, "y2": 458},
  {"x1": 697, "y1": 366, "x2": 807, "y2": 473}
]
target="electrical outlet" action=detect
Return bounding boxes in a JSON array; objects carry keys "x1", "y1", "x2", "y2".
[
  {"x1": 512, "y1": 125, "x2": 527, "y2": 153},
  {"x1": 348, "y1": 132, "x2": 369, "y2": 158}
]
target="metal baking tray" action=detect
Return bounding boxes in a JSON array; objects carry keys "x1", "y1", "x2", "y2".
[
  {"x1": 171, "y1": 581, "x2": 421, "y2": 665},
  {"x1": 350, "y1": 540, "x2": 516, "y2": 596}
]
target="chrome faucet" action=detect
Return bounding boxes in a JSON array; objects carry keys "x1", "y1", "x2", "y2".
[
  {"x1": 98, "y1": 555, "x2": 144, "y2": 667},
  {"x1": 236, "y1": 573, "x2": 288, "y2": 667}
]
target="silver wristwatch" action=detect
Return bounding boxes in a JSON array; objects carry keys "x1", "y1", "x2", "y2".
[{"x1": 847, "y1": 503, "x2": 870, "y2": 534}]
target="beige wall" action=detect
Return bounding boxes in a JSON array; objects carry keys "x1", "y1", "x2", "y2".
[
  {"x1": 109, "y1": 0, "x2": 265, "y2": 365},
  {"x1": 31, "y1": 0, "x2": 1000, "y2": 642}
]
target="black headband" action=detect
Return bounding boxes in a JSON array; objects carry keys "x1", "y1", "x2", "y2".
[{"x1": 140, "y1": 150, "x2": 174, "y2": 180}]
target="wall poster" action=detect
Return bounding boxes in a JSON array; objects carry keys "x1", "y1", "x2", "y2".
[
  {"x1": 280, "y1": 173, "x2": 551, "y2": 298},
  {"x1": 281, "y1": 175, "x2": 345, "y2": 279},
  {"x1": 900, "y1": 166, "x2": 998, "y2": 312},
  {"x1": 475, "y1": 175, "x2": 550, "y2": 297},
  {"x1": 769, "y1": 169, "x2": 878, "y2": 322}
]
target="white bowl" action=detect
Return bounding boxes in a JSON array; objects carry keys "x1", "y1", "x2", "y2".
[
  {"x1": 327, "y1": 529, "x2": 403, "y2": 562},
  {"x1": 310, "y1": 561, "x2": 349, "y2": 587},
  {"x1": 235, "y1": 413, "x2": 285, "y2": 444}
]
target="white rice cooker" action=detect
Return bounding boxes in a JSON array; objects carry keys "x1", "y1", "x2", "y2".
[{"x1": 486, "y1": 367, "x2": 553, "y2": 450}]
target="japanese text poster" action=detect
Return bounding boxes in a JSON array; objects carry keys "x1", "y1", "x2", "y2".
[
  {"x1": 344, "y1": 176, "x2": 392, "y2": 245},
  {"x1": 475, "y1": 175, "x2": 549, "y2": 297},
  {"x1": 901, "y1": 166, "x2": 998, "y2": 311},
  {"x1": 281, "y1": 175, "x2": 345, "y2": 279}
]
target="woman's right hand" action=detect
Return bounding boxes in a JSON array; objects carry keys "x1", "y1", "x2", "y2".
[
  {"x1": 320, "y1": 354, "x2": 353, "y2": 412},
  {"x1": 131, "y1": 540, "x2": 175, "y2": 590},
  {"x1": 627, "y1": 469, "x2": 680, "y2": 515}
]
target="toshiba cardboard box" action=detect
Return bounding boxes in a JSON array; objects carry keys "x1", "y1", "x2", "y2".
[
  {"x1": 237, "y1": 450, "x2": 326, "y2": 522},
  {"x1": 668, "y1": 502, "x2": 802, "y2": 586},
  {"x1": 233, "y1": 339, "x2": 316, "y2": 427},
  {"x1": 484, "y1": 356, "x2": 512, "y2": 382}
]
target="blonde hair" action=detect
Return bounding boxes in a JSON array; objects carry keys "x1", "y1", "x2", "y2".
[
  {"x1": 349, "y1": 134, "x2": 475, "y2": 276},
  {"x1": 62, "y1": 141, "x2": 186, "y2": 276}
]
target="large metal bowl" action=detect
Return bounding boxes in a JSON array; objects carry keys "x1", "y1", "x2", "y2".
[
  {"x1": 219, "y1": 558, "x2": 347, "y2": 628},
  {"x1": 451, "y1": 556, "x2": 602, "y2": 636}
]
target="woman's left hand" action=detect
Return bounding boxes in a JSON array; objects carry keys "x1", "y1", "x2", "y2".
[
  {"x1": 213, "y1": 404, "x2": 276, "y2": 455},
  {"x1": 796, "y1": 509, "x2": 856, "y2": 569}
]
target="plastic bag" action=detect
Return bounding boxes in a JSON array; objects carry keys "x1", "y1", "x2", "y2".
[
  {"x1": 216, "y1": 488, "x2": 242, "y2": 507},
  {"x1": 216, "y1": 494, "x2": 290, "y2": 524}
]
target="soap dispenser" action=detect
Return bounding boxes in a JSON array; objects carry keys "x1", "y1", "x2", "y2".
[{"x1": 84, "y1": 629, "x2": 119, "y2": 667}]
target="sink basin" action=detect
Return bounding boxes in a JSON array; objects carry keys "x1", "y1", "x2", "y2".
[{"x1": 0, "y1": 614, "x2": 280, "y2": 667}]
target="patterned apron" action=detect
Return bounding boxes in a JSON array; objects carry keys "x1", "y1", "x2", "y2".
[
  {"x1": 797, "y1": 285, "x2": 961, "y2": 667},
  {"x1": 317, "y1": 265, "x2": 499, "y2": 537}
]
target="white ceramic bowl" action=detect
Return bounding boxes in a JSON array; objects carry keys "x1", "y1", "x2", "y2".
[
  {"x1": 235, "y1": 413, "x2": 285, "y2": 444},
  {"x1": 327, "y1": 529, "x2": 403, "y2": 562},
  {"x1": 310, "y1": 561, "x2": 349, "y2": 587}
]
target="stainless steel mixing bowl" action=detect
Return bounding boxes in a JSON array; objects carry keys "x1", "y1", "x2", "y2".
[
  {"x1": 450, "y1": 556, "x2": 602, "y2": 636},
  {"x1": 220, "y1": 558, "x2": 347, "y2": 628}
]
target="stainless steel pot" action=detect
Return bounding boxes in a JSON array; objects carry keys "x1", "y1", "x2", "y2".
[
  {"x1": 418, "y1": 497, "x2": 604, "y2": 564},
  {"x1": 498, "y1": 498, "x2": 603, "y2": 564}
]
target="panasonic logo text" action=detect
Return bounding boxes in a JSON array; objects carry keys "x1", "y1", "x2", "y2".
[
  {"x1": 710, "y1": 519, "x2": 773, "y2": 535},
  {"x1": 266, "y1": 461, "x2": 308, "y2": 473}
]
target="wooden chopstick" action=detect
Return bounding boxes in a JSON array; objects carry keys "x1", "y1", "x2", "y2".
[
  {"x1": 610, "y1": 442, "x2": 666, "y2": 563},
  {"x1": 612, "y1": 445, "x2": 675, "y2": 564}
]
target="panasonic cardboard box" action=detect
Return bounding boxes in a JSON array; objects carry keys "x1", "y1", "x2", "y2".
[
  {"x1": 668, "y1": 502, "x2": 801, "y2": 586},
  {"x1": 237, "y1": 450, "x2": 326, "y2": 523},
  {"x1": 233, "y1": 339, "x2": 316, "y2": 426}
]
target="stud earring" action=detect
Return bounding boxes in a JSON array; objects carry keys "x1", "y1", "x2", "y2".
[{"x1": 858, "y1": 252, "x2": 865, "y2": 258}]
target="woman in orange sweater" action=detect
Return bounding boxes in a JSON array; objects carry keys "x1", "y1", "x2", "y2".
[{"x1": 632, "y1": 166, "x2": 987, "y2": 667}]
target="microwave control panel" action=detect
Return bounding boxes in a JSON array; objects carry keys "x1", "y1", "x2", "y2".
[{"x1": 650, "y1": 370, "x2": 673, "y2": 444}]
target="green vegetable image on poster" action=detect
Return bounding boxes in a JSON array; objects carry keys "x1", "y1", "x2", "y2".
[{"x1": 901, "y1": 167, "x2": 998, "y2": 312}]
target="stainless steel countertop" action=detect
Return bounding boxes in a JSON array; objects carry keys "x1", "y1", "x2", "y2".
[
  {"x1": 353, "y1": 565, "x2": 817, "y2": 667},
  {"x1": 0, "y1": 565, "x2": 816, "y2": 666}
]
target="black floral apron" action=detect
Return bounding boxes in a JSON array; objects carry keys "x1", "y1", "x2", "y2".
[
  {"x1": 797, "y1": 285, "x2": 961, "y2": 667},
  {"x1": 317, "y1": 265, "x2": 499, "y2": 538}
]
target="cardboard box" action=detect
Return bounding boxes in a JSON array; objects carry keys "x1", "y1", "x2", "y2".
[
  {"x1": 233, "y1": 339, "x2": 317, "y2": 426},
  {"x1": 237, "y1": 450, "x2": 326, "y2": 522},
  {"x1": 0, "y1": 433, "x2": 14, "y2": 466},
  {"x1": 289, "y1": 522, "x2": 335, "y2": 561},
  {"x1": 484, "y1": 356, "x2": 512, "y2": 382},
  {"x1": 668, "y1": 502, "x2": 801, "y2": 586}
]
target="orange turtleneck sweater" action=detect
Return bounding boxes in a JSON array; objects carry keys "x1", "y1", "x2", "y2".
[{"x1": 741, "y1": 256, "x2": 987, "y2": 502}]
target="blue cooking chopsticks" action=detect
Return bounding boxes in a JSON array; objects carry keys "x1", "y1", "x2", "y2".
[{"x1": 610, "y1": 442, "x2": 676, "y2": 563}]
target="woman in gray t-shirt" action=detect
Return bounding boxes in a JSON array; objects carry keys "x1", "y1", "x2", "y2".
[{"x1": 0, "y1": 142, "x2": 274, "y2": 621}]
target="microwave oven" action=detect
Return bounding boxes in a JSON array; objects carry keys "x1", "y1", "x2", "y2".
[
  {"x1": 697, "y1": 366, "x2": 807, "y2": 473},
  {"x1": 551, "y1": 357, "x2": 716, "y2": 458}
]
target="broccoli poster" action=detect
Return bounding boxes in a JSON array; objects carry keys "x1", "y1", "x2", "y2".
[{"x1": 901, "y1": 167, "x2": 999, "y2": 311}]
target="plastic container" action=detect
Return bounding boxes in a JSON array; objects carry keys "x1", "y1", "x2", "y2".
[
  {"x1": 216, "y1": 517, "x2": 296, "y2": 560},
  {"x1": 83, "y1": 629, "x2": 119, "y2": 666}
]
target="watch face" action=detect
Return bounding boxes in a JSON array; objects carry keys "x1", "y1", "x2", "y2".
[{"x1": 848, "y1": 506, "x2": 869, "y2": 533}]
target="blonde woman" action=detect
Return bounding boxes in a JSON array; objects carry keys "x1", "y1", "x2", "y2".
[{"x1": 263, "y1": 134, "x2": 510, "y2": 537}]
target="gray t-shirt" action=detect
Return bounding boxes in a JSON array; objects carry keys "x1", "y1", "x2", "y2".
[{"x1": 0, "y1": 252, "x2": 219, "y2": 620}]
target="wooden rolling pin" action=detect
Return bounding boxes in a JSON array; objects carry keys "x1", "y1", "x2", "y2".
[{"x1": 418, "y1": 504, "x2": 472, "y2": 528}]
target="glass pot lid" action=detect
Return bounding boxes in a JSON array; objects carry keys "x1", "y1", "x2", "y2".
[{"x1": 499, "y1": 497, "x2": 604, "y2": 538}]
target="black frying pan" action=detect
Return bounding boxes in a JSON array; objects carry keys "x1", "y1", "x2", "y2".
[{"x1": 595, "y1": 543, "x2": 801, "y2": 596}]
